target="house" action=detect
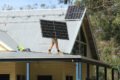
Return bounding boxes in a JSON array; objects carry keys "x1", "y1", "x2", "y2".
[{"x1": 0, "y1": 6, "x2": 119, "y2": 80}]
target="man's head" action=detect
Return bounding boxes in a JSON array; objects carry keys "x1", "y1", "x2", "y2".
[
  {"x1": 53, "y1": 32, "x2": 56, "y2": 38},
  {"x1": 53, "y1": 32, "x2": 60, "y2": 38}
]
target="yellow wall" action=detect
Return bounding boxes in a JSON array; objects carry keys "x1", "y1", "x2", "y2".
[
  {"x1": 0, "y1": 62, "x2": 16, "y2": 80},
  {"x1": 82, "y1": 63, "x2": 86, "y2": 80},
  {"x1": 0, "y1": 62, "x2": 26, "y2": 80},
  {"x1": 82, "y1": 63, "x2": 95, "y2": 80},
  {"x1": 15, "y1": 62, "x2": 26, "y2": 75},
  {"x1": 0, "y1": 61, "x2": 95, "y2": 80},
  {"x1": 30, "y1": 61, "x2": 76, "y2": 80}
]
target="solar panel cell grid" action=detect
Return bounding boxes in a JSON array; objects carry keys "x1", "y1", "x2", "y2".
[
  {"x1": 65, "y1": 6, "x2": 85, "y2": 19},
  {"x1": 40, "y1": 20, "x2": 69, "y2": 40}
]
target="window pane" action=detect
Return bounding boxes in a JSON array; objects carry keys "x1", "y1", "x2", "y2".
[
  {"x1": 37, "y1": 75, "x2": 52, "y2": 80},
  {"x1": 66, "y1": 76, "x2": 73, "y2": 80},
  {"x1": 0, "y1": 74, "x2": 9, "y2": 80}
]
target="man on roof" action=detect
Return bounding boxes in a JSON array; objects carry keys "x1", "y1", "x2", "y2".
[{"x1": 48, "y1": 32, "x2": 61, "y2": 54}]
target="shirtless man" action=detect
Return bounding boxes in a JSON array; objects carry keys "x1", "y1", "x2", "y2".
[{"x1": 48, "y1": 32, "x2": 60, "y2": 54}]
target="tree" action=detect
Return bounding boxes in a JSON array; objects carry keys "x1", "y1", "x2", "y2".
[
  {"x1": 40, "y1": 4, "x2": 46, "y2": 8},
  {"x1": 2, "y1": 4, "x2": 14, "y2": 10}
]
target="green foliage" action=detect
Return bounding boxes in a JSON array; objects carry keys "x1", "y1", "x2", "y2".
[
  {"x1": 112, "y1": 23, "x2": 120, "y2": 44},
  {"x1": 76, "y1": 0, "x2": 120, "y2": 44},
  {"x1": 97, "y1": 40, "x2": 120, "y2": 79}
]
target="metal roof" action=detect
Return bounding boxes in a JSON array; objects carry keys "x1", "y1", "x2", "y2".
[
  {"x1": 0, "y1": 51, "x2": 110, "y2": 67},
  {"x1": 0, "y1": 30, "x2": 18, "y2": 50},
  {"x1": 0, "y1": 8, "x2": 86, "y2": 54}
]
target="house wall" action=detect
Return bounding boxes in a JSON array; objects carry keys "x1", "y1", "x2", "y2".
[
  {"x1": 82, "y1": 63, "x2": 95, "y2": 80},
  {"x1": 0, "y1": 61, "x2": 95, "y2": 80},
  {"x1": 0, "y1": 62, "x2": 16, "y2": 80},
  {"x1": 15, "y1": 62, "x2": 26, "y2": 75},
  {"x1": 82, "y1": 63, "x2": 87, "y2": 80},
  {"x1": 0, "y1": 62, "x2": 26, "y2": 80},
  {"x1": 30, "y1": 61, "x2": 76, "y2": 80},
  {"x1": 0, "y1": 62, "x2": 80, "y2": 80}
]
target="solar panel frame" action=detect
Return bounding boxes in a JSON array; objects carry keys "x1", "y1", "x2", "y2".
[{"x1": 40, "y1": 20, "x2": 69, "y2": 40}]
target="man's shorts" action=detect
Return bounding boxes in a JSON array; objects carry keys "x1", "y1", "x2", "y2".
[{"x1": 52, "y1": 38, "x2": 58, "y2": 43}]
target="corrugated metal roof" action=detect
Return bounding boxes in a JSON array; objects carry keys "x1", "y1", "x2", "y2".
[
  {"x1": 0, "y1": 30, "x2": 18, "y2": 50},
  {"x1": 0, "y1": 8, "x2": 86, "y2": 54},
  {"x1": 0, "y1": 51, "x2": 110, "y2": 67}
]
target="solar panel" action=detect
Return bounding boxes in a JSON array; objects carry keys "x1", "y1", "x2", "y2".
[
  {"x1": 65, "y1": 6, "x2": 85, "y2": 19},
  {"x1": 40, "y1": 20, "x2": 69, "y2": 40}
]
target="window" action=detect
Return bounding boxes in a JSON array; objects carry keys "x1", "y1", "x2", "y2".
[
  {"x1": 72, "y1": 26, "x2": 87, "y2": 56},
  {"x1": 0, "y1": 74, "x2": 9, "y2": 80},
  {"x1": 17, "y1": 75, "x2": 25, "y2": 80},
  {"x1": 80, "y1": 43, "x2": 87, "y2": 56},
  {"x1": 37, "y1": 75, "x2": 52, "y2": 80},
  {"x1": 66, "y1": 76, "x2": 73, "y2": 80}
]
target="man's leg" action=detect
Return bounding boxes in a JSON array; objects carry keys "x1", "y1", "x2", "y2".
[
  {"x1": 48, "y1": 40, "x2": 54, "y2": 54},
  {"x1": 55, "y1": 39, "x2": 60, "y2": 53}
]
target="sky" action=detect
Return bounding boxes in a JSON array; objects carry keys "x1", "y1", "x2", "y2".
[{"x1": 0, "y1": 0, "x2": 69, "y2": 10}]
